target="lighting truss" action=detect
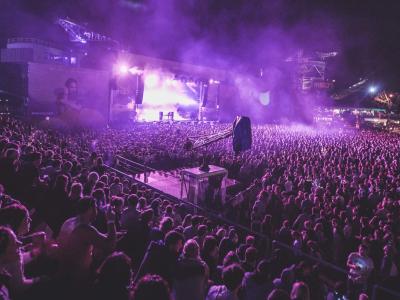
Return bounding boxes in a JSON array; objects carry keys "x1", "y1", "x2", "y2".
[{"x1": 57, "y1": 18, "x2": 118, "y2": 44}]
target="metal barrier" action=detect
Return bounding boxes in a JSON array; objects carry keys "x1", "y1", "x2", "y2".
[
  {"x1": 105, "y1": 163, "x2": 400, "y2": 299},
  {"x1": 114, "y1": 155, "x2": 157, "y2": 183}
]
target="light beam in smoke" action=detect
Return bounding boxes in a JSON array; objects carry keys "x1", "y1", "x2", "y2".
[{"x1": 145, "y1": 73, "x2": 160, "y2": 88}]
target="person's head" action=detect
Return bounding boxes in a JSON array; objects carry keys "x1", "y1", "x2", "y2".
[
  {"x1": 222, "y1": 263, "x2": 244, "y2": 293},
  {"x1": 358, "y1": 293, "x2": 369, "y2": 300},
  {"x1": 202, "y1": 235, "x2": 219, "y2": 259},
  {"x1": 267, "y1": 289, "x2": 290, "y2": 300},
  {"x1": 255, "y1": 259, "x2": 271, "y2": 280},
  {"x1": 138, "y1": 197, "x2": 147, "y2": 209},
  {"x1": 183, "y1": 239, "x2": 200, "y2": 259},
  {"x1": 0, "y1": 204, "x2": 30, "y2": 236},
  {"x1": 140, "y1": 209, "x2": 154, "y2": 226},
  {"x1": 62, "y1": 161, "x2": 72, "y2": 173},
  {"x1": 246, "y1": 235, "x2": 255, "y2": 246},
  {"x1": 182, "y1": 214, "x2": 192, "y2": 227},
  {"x1": 55, "y1": 174, "x2": 69, "y2": 191},
  {"x1": 4, "y1": 148, "x2": 19, "y2": 162},
  {"x1": 228, "y1": 229, "x2": 239, "y2": 244},
  {"x1": 165, "y1": 205, "x2": 173, "y2": 215},
  {"x1": 358, "y1": 244, "x2": 368, "y2": 257},
  {"x1": 216, "y1": 228, "x2": 226, "y2": 240},
  {"x1": 96, "y1": 157, "x2": 103, "y2": 166},
  {"x1": 65, "y1": 78, "x2": 78, "y2": 96},
  {"x1": 111, "y1": 197, "x2": 124, "y2": 214},
  {"x1": 70, "y1": 182, "x2": 83, "y2": 198},
  {"x1": 197, "y1": 224, "x2": 207, "y2": 238},
  {"x1": 191, "y1": 215, "x2": 201, "y2": 227},
  {"x1": 92, "y1": 189, "x2": 106, "y2": 204},
  {"x1": 76, "y1": 196, "x2": 97, "y2": 222},
  {"x1": 245, "y1": 247, "x2": 258, "y2": 264},
  {"x1": 160, "y1": 217, "x2": 174, "y2": 234},
  {"x1": 131, "y1": 274, "x2": 171, "y2": 300},
  {"x1": 29, "y1": 152, "x2": 42, "y2": 168},
  {"x1": 88, "y1": 171, "x2": 99, "y2": 184},
  {"x1": 223, "y1": 250, "x2": 240, "y2": 267},
  {"x1": 127, "y1": 194, "x2": 139, "y2": 208},
  {"x1": 290, "y1": 281, "x2": 310, "y2": 300},
  {"x1": 96, "y1": 252, "x2": 132, "y2": 289},
  {"x1": 0, "y1": 226, "x2": 21, "y2": 261},
  {"x1": 164, "y1": 230, "x2": 184, "y2": 255}
]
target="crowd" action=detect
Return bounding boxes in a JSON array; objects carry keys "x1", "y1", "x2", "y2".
[{"x1": 0, "y1": 116, "x2": 399, "y2": 300}]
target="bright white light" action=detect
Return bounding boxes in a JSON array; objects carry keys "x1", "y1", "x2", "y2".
[
  {"x1": 259, "y1": 91, "x2": 270, "y2": 106},
  {"x1": 209, "y1": 79, "x2": 220, "y2": 84},
  {"x1": 45, "y1": 116, "x2": 50, "y2": 121},
  {"x1": 129, "y1": 67, "x2": 143, "y2": 75},
  {"x1": 118, "y1": 64, "x2": 129, "y2": 75},
  {"x1": 145, "y1": 73, "x2": 159, "y2": 88},
  {"x1": 138, "y1": 72, "x2": 198, "y2": 121},
  {"x1": 368, "y1": 86, "x2": 377, "y2": 94}
]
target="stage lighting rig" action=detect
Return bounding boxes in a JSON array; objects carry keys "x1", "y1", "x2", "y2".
[{"x1": 57, "y1": 18, "x2": 118, "y2": 45}]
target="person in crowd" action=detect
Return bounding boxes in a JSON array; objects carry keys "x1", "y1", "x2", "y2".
[
  {"x1": 0, "y1": 226, "x2": 41, "y2": 295},
  {"x1": 0, "y1": 204, "x2": 30, "y2": 237},
  {"x1": 379, "y1": 244, "x2": 399, "y2": 286},
  {"x1": 219, "y1": 229, "x2": 239, "y2": 263},
  {"x1": 121, "y1": 194, "x2": 140, "y2": 230},
  {"x1": 347, "y1": 244, "x2": 374, "y2": 299},
  {"x1": 201, "y1": 235, "x2": 220, "y2": 283},
  {"x1": 173, "y1": 239, "x2": 209, "y2": 300},
  {"x1": 241, "y1": 259, "x2": 274, "y2": 300},
  {"x1": 134, "y1": 230, "x2": 184, "y2": 286},
  {"x1": 119, "y1": 208, "x2": 153, "y2": 264},
  {"x1": 206, "y1": 263, "x2": 244, "y2": 300},
  {"x1": 91, "y1": 252, "x2": 132, "y2": 300},
  {"x1": 241, "y1": 246, "x2": 258, "y2": 273},
  {"x1": 131, "y1": 274, "x2": 171, "y2": 300},
  {"x1": 290, "y1": 281, "x2": 310, "y2": 300},
  {"x1": 57, "y1": 196, "x2": 116, "y2": 283},
  {"x1": 184, "y1": 215, "x2": 201, "y2": 240}
]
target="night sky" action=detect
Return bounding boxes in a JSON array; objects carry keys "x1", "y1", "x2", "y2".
[{"x1": 1, "y1": 0, "x2": 400, "y2": 89}]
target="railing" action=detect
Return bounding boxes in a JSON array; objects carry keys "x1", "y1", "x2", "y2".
[
  {"x1": 114, "y1": 155, "x2": 157, "y2": 183},
  {"x1": 104, "y1": 163, "x2": 400, "y2": 299}
]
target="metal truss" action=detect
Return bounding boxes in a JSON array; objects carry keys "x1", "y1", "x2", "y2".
[{"x1": 57, "y1": 18, "x2": 118, "y2": 44}]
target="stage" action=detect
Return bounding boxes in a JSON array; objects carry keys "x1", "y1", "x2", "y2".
[{"x1": 135, "y1": 169, "x2": 237, "y2": 201}]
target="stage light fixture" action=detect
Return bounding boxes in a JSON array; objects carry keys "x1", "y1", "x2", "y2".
[
  {"x1": 118, "y1": 64, "x2": 129, "y2": 75},
  {"x1": 368, "y1": 86, "x2": 377, "y2": 94},
  {"x1": 129, "y1": 67, "x2": 143, "y2": 75}
]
